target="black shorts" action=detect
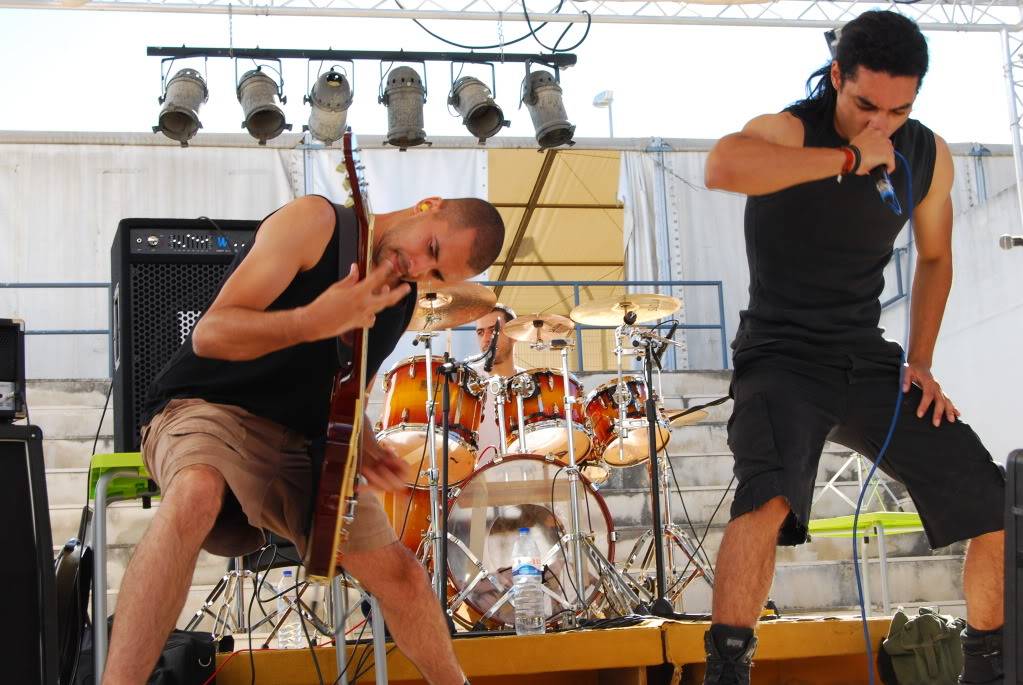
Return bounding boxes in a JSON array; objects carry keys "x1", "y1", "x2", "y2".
[{"x1": 727, "y1": 352, "x2": 1005, "y2": 548}]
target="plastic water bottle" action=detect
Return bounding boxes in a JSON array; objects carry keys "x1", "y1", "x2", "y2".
[
  {"x1": 511, "y1": 527, "x2": 546, "y2": 635},
  {"x1": 275, "y1": 569, "x2": 303, "y2": 649}
]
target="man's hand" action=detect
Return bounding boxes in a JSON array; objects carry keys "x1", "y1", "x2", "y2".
[
  {"x1": 360, "y1": 428, "x2": 409, "y2": 492},
  {"x1": 298, "y1": 262, "x2": 411, "y2": 343},
  {"x1": 902, "y1": 362, "x2": 960, "y2": 427},
  {"x1": 850, "y1": 127, "x2": 895, "y2": 175}
]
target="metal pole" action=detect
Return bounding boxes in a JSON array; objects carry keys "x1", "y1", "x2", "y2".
[
  {"x1": 716, "y1": 282, "x2": 728, "y2": 370},
  {"x1": 559, "y1": 345, "x2": 588, "y2": 614},
  {"x1": 1002, "y1": 29, "x2": 1023, "y2": 228},
  {"x1": 369, "y1": 596, "x2": 388, "y2": 685},
  {"x1": 420, "y1": 334, "x2": 445, "y2": 601},
  {"x1": 642, "y1": 345, "x2": 671, "y2": 613},
  {"x1": 607, "y1": 103, "x2": 614, "y2": 139},
  {"x1": 332, "y1": 575, "x2": 349, "y2": 685}
]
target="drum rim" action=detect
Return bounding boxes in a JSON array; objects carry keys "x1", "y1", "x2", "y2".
[
  {"x1": 506, "y1": 419, "x2": 593, "y2": 452},
  {"x1": 582, "y1": 375, "x2": 642, "y2": 407},
  {"x1": 512, "y1": 367, "x2": 584, "y2": 386},
  {"x1": 444, "y1": 452, "x2": 616, "y2": 627},
  {"x1": 384, "y1": 354, "x2": 484, "y2": 380},
  {"x1": 376, "y1": 424, "x2": 477, "y2": 450}
]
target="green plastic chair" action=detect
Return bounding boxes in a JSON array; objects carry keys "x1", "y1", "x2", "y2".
[{"x1": 88, "y1": 452, "x2": 160, "y2": 683}]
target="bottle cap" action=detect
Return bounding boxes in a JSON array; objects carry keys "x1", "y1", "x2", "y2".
[
  {"x1": 283, "y1": 569, "x2": 293, "y2": 576},
  {"x1": 519, "y1": 527, "x2": 529, "y2": 534}
]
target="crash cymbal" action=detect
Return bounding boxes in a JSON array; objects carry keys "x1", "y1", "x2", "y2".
[
  {"x1": 503, "y1": 314, "x2": 575, "y2": 343},
  {"x1": 569, "y1": 293, "x2": 681, "y2": 326},
  {"x1": 666, "y1": 408, "x2": 709, "y2": 428},
  {"x1": 408, "y1": 282, "x2": 497, "y2": 331}
]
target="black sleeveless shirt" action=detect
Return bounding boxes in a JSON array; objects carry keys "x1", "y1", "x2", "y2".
[
  {"x1": 733, "y1": 99, "x2": 936, "y2": 367},
  {"x1": 144, "y1": 200, "x2": 417, "y2": 439}
]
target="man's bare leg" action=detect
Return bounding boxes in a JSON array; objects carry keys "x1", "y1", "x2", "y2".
[
  {"x1": 343, "y1": 542, "x2": 464, "y2": 685},
  {"x1": 963, "y1": 529, "x2": 1004, "y2": 630},
  {"x1": 104, "y1": 465, "x2": 226, "y2": 685},
  {"x1": 711, "y1": 496, "x2": 791, "y2": 627}
]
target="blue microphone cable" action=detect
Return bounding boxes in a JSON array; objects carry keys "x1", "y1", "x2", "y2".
[{"x1": 854, "y1": 148, "x2": 914, "y2": 685}]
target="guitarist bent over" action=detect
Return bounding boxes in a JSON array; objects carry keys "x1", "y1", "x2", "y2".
[{"x1": 104, "y1": 194, "x2": 505, "y2": 685}]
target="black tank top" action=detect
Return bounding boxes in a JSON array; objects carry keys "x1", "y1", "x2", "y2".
[
  {"x1": 733, "y1": 99, "x2": 936, "y2": 367},
  {"x1": 144, "y1": 200, "x2": 417, "y2": 439}
]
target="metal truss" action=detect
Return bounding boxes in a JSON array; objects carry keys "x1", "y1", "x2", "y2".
[{"x1": 4, "y1": 0, "x2": 1023, "y2": 32}]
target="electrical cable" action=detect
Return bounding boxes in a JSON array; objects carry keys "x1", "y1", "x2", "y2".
[
  {"x1": 853, "y1": 149, "x2": 915, "y2": 685},
  {"x1": 91, "y1": 381, "x2": 114, "y2": 458}
]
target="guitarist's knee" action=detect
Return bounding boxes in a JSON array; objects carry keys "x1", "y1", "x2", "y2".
[{"x1": 163, "y1": 464, "x2": 227, "y2": 532}]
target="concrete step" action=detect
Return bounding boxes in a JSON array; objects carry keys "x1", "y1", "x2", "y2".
[
  {"x1": 26, "y1": 379, "x2": 111, "y2": 408},
  {"x1": 46, "y1": 467, "x2": 90, "y2": 506},
  {"x1": 30, "y1": 405, "x2": 114, "y2": 440},
  {"x1": 43, "y1": 437, "x2": 114, "y2": 469}
]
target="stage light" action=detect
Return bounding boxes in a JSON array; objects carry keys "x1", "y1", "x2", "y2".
[
  {"x1": 380, "y1": 66, "x2": 427, "y2": 150},
  {"x1": 154, "y1": 68, "x2": 208, "y2": 147},
  {"x1": 521, "y1": 69, "x2": 575, "y2": 149},
  {"x1": 448, "y1": 76, "x2": 508, "y2": 144},
  {"x1": 237, "y1": 67, "x2": 290, "y2": 145},
  {"x1": 304, "y1": 69, "x2": 354, "y2": 146}
]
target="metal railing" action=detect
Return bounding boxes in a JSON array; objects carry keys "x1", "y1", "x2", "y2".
[
  {"x1": 0, "y1": 281, "x2": 114, "y2": 376},
  {"x1": 1, "y1": 277, "x2": 729, "y2": 376}
]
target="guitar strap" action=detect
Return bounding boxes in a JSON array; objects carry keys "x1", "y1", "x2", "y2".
[{"x1": 305, "y1": 203, "x2": 360, "y2": 538}]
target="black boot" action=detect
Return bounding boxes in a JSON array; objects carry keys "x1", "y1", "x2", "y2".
[
  {"x1": 959, "y1": 625, "x2": 1004, "y2": 684},
  {"x1": 703, "y1": 625, "x2": 757, "y2": 685}
]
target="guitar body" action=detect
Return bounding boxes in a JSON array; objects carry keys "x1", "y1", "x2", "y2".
[{"x1": 304, "y1": 131, "x2": 373, "y2": 581}]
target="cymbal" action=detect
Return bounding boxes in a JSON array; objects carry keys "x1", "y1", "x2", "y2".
[
  {"x1": 666, "y1": 408, "x2": 709, "y2": 428},
  {"x1": 408, "y1": 282, "x2": 497, "y2": 331},
  {"x1": 503, "y1": 314, "x2": 575, "y2": 343},
  {"x1": 569, "y1": 293, "x2": 681, "y2": 326}
]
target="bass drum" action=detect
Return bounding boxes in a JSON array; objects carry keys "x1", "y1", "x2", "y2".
[{"x1": 445, "y1": 454, "x2": 614, "y2": 628}]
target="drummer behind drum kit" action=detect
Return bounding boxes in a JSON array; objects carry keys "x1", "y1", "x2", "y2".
[{"x1": 375, "y1": 284, "x2": 717, "y2": 629}]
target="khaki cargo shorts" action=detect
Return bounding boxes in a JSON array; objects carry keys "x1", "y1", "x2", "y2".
[{"x1": 141, "y1": 398, "x2": 397, "y2": 558}]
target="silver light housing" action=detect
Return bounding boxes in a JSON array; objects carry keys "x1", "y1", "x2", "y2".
[
  {"x1": 520, "y1": 70, "x2": 575, "y2": 149},
  {"x1": 448, "y1": 76, "x2": 508, "y2": 144},
  {"x1": 237, "y1": 68, "x2": 289, "y2": 145},
  {"x1": 154, "y1": 68, "x2": 208, "y2": 147},
  {"x1": 305, "y1": 69, "x2": 354, "y2": 145},
  {"x1": 380, "y1": 66, "x2": 427, "y2": 150}
]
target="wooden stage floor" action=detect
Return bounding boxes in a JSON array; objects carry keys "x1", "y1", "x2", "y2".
[{"x1": 213, "y1": 616, "x2": 891, "y2": 684}]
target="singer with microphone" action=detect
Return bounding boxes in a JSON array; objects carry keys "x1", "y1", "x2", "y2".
[{"x1": 701, "y1": 11, "x2": 1005, "y2": 685}]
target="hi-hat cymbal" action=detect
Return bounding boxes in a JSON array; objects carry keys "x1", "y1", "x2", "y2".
[
  {"x1": 569, "y1": 293, "x2": 681, "y2": 326},
  {"x1": 666, "y1": 408, "x2": 709, "y2": 428},
  {"x1": 503, "y1": 314, "x2": 575, "y2": 343},
  {"x1": 408, "y1": 283, "x2": 497, "y2": 331}
]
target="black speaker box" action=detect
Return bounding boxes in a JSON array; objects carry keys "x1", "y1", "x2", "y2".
[
  {"x1": 0, "y1": 424, "x2": 58, "y2": 684},
  {"x1": 1007, "y1": 449, "x2": 1023, "y2": 684},
  {"x1": 0, "y1": 318, "x2": 27, "y2": 422},
  {"x1": 110, "y1": 218, "x2": 258, "y2": 452}
]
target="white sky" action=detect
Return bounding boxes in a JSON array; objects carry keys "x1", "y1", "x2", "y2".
[{"x1": 0, "y1": 7, "x2": 1012, "y2": 145}]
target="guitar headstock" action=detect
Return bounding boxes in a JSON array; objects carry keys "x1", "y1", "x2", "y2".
[{"x1": 339, "y1": 130, "x2": 372, "y2": 221}]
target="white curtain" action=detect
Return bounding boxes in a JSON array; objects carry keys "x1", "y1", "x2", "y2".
[{"x1": 620, "y1": 148, "x2": 749, "y2": 369}]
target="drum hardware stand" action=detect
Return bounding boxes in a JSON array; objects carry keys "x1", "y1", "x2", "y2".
[
  {"x1": 547, "y1": 337, "x2": 643, "y2": 624},
  {"x1": 616, "y1": 313, "x2": 688, "y2": 617},
  {"x1": 619, "y1": 455, "x2": 715, "y2": 609},
  {"x1": 411, "y1": 328, "x2": 446, "y2": 603}
]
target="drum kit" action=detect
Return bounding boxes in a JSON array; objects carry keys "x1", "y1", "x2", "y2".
[{"x1": 374, "y1": 283, "x2": 717, "y2": 628}]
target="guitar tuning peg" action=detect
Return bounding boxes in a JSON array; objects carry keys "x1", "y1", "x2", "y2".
[
  {"x1": 344, "y1": 197, "x2": 355, "y2": 208},
  {"x1": 342, "y1": 178, "x2": 351, "y2": 191}
]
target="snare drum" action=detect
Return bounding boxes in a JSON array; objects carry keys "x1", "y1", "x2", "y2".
[
  {"x1": 445, "y1": 453, "x2": 615, "y2": 628},
  {"x1": 584, "y1": 376, "x2": 670, "y2": 467},
  {"x1": 503, "y1": 368, "x2": 591, "y2": 459},
  {"x1": 377, "y1": 356, "x2": 484, "y2": 487}
]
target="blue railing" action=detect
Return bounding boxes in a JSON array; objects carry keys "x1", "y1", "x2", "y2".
[{"x1": 1, "y1": 278, "x2": 729, "y2": 375}]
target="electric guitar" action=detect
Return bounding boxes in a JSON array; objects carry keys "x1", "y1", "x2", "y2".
[{"x1": 304, "y1": 130, "x2": 373, "y2": 581}]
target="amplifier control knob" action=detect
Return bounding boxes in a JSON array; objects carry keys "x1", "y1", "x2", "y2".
[{"x1": 147, "y1": 235, "x2": 160, "y2": 247}]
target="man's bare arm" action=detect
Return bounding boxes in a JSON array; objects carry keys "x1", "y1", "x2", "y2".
[{"x1": 705, "y1": 112, "x2": 896, "y2": 196}]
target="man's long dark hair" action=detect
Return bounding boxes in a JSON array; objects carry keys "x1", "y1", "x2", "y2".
[{"x1": 791, "y1": 10, "x2": 929, "y2": 119}]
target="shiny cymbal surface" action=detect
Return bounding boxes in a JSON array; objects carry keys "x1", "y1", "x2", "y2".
[
  {"x1": 666, "y1": 408, "x2": 708, "y2": 428},
  {"x1": 503, "y1": 314, "x2": 575, "y2": 343},
  {"x1": 408, "y1": 282, "x2": 497, "y2": 331},
  {"x1": 569, "y1": 293, "x2": 681, "y2": 326}
]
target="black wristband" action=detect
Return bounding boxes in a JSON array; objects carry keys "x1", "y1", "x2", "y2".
[{"x1": 846, "y1": 144, "x2": 862, "y2": 174}]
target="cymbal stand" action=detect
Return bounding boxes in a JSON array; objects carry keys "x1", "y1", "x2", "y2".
[
  {"x1": 616, "y1": 319, "x2": 685, "y2": 616},
  {"x1": 548, "y1": 338, "x2": 643, "y2": 623},
  {"x1": 412, "y1": 329, "x2": 445, "y2": 602},
  {"x1": 486, "y1": 375, "x2": 511, "y2": 460}
]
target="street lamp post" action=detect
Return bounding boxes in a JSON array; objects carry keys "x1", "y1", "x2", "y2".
[{"x1": 593, "y1": 89, "x2": 614, "y2": 138}]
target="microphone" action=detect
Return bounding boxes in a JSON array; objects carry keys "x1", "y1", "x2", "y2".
[
  {"x1": 1000, "y1": 234, "x2": 1023, "y2": 250},
  {"x1": 654, "y1": 320, "x2": 679, "y2": 368},
  {"x1": 483, "y1": 319, "x2": 500, "y2": 373},
  {"x1": 870, "y1": 165, "x2": 902, "y2": 216}
]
